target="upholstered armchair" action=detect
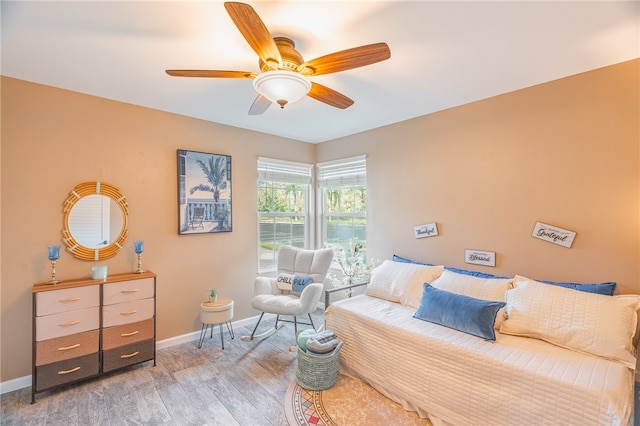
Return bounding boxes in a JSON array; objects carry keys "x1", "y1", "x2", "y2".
[{"x1": 242, "y1": 245, "x2": 334, "y2": 342}]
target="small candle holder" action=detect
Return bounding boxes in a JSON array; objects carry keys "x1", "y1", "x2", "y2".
[
  {"x1": 47, "y1": 245, "x2": 61, "y2": 284},
  {"x1": 134, "y1": 240, "x2": 144, "y2": 274}
]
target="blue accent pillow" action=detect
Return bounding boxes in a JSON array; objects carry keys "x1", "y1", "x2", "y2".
[
  {"x1": 392, "y1": 254, "x2": 434, "y2": 266},
  {"x1": 292, "y1": 275, "x2": 314, "y2": 292},
  {"x1": 537, "y1": 279, "x2": 616, "y2": 296},
  {"x1": 394, "y1": 254, "x2": 616, "y2": 295},
  {"x1": 443, "y1": 266, "x2": 508, "y2": 279},
  {"x1": 414, "y1": 283, "x2": 506, "y2": 341}
]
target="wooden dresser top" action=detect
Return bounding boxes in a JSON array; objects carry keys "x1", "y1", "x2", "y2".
[{"x1": 33, "y1": 270, "x2": 156, "y2": 293}]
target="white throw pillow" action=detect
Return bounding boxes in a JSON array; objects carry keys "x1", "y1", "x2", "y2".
[
  {"x1": 365, "y1": 260, "x2": 401, "y2": 302},
  {"x1": 500, "y1": 279, "x2": 640, "y2": 369},
  {"x1": 365, "y1": 260, "x2": 443, "y2": 306},
  {"x1": 429, "y1": 270, "x2": 514, "y2": 328},
  {"x1": 396, "y1": 264, "x2": 445, "y2": 308}
]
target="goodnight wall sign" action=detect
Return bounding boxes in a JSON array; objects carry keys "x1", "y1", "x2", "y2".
[{"x1": 531, "y1": 222, "x2": 576, "y2": 248}]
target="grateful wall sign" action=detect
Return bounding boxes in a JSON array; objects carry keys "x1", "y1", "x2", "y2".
[{"x1": 531, "y1": 222, "x2": 576, "y2": 248}]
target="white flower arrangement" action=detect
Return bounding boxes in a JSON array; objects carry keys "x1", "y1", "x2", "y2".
[{"x1": 325, "y1": 238, "x2": 381, "y2": 289}]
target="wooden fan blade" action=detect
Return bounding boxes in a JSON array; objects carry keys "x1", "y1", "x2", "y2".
[
  {"x1": 165, "y1": 70, "x2": 256, "y2": 78},
  {"x1": 248, "y1": 95, "x2": 272, "y2": 115},
  {"x1": 224, "y1": 2, "x2": 282, "y2": 67},
  {"x1": 307, "y1": 82, "x2": 354, "y2": 109},
  {"x1": 299, "y1": 42, "x2": 390, "y2": 76}
]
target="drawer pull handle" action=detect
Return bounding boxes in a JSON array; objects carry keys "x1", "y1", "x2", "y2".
[
  {"x1": 120, "y1": 289, "x2": 139, "y2": 294},
  {"x1": 58, "y1": 343, "x2": 81, "y2": 351},
  {"x1": 120, "y1": 309, "x2": 138, "y2": 316},
  {"x1": 59, "y1": 320, "x2": 80, "y2": 327},
  {"x1": 59, "y1": 297, "x2": 81, "y2": 302},
  {"x1": 121, "y1": 330, "x2": 139, "y2": 337},
  {"x1": 120, "y1": 351, "x2": 139, "y2": 359},
  {"x1": 58, "y1": 366, "x2": 81, "y2": 375}
]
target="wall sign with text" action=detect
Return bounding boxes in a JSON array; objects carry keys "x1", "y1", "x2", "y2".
[
  {"x1": 414, "y1": 223, "x2": 439, "y2": 239},
  {"x1": 531, "y1": 222, "x2": 576, "y2": 248},
  {"x1": 464, "y1": 249, "x2": 496, "y2": 267}
]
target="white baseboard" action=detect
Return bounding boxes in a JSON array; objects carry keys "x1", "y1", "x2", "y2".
[
  {"x1": 0, "y1": 314, "x2": 264, "y2": 395},
  {"x1": 155, "y1": 315, "x2": 259, "y2": 349},
  {"x1": 0, "y1": 376, "x2": 32, "y2": 395}
]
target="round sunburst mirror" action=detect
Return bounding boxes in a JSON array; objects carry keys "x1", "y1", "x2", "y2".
[{"x1": 62, "y1": 181, "x2": 129, "y2": 261}]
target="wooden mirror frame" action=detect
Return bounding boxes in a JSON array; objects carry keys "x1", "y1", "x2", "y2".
[{"x1": 62, "y1": 181, "x2": 129, "y2": 261}]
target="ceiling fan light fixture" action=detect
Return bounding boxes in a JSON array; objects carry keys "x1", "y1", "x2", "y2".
[{"x1": 253, "y1": 70, "x2": 311, "y2": 109}]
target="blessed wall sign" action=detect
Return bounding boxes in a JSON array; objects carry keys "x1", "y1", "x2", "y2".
[
  {"x1": 531, "y1": 222, "x2": 576, "y2": 248},
  {"x1": 464, "y1": 249, "x2": 496, "y2": 267}
]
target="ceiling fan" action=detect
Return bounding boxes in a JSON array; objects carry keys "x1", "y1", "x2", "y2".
[{"x1": 165, "y1": 2, "x2": 391, "y2": 115}]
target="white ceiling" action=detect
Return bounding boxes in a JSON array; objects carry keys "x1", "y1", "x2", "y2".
[{"x1": 2, "y1": 1, "x2": 638, "y2": 143}]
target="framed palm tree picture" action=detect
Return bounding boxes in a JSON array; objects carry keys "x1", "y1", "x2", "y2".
[{"x1": 177, "y1": 149, "x2": 232, "y2": 234}]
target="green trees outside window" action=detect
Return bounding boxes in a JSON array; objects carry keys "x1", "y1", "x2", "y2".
[{"x1": 258, "y1": 180, "x2": 308, "y2": 271}]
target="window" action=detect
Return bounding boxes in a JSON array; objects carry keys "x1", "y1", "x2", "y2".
[
  {"x1": 257, "y1": 157, "x2": 313, "y2": 272},
  {"x1": 317, "y1": 156, "x2": 367, "y2": 255}
]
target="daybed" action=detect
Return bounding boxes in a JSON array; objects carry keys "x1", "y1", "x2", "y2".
[{"x1": 325, "y1": 258, "x2": 638, "y2": 426}]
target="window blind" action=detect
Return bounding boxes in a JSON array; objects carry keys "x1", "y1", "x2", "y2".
[
  {"x1": 317, "y1": 155, "x2": 366, "y2": 187},
  {"x1": 257, "y1": 157, "x2": 313, "y2": 185}
]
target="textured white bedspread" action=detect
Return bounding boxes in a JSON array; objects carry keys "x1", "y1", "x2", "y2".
[{"x1": 326, "y1": 295, "x2": 634, "y2": 426}]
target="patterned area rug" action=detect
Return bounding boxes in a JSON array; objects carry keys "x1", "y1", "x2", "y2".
[{"x1": 284, "y1": 374, "x2": 432, "y2": 426}]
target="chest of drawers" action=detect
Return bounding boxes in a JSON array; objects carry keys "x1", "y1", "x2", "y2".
[{"x1": 32, "y1": 271, "x2": 156, "y2": 403}]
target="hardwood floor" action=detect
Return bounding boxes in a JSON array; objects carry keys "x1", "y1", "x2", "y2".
[{"x1": 1, "y1": 310, "x2": 325, "y2": 426}]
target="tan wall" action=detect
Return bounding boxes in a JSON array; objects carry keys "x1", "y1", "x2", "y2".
[
  {"x1": 2, "y1": 58, "x2": 638, "y2": 383},
  {"x1": 0, "y1": 77, "x2": 315, "y2": 381},
  {"x1": 319, "y1": 59, "x2": 639, "y2": 295}
]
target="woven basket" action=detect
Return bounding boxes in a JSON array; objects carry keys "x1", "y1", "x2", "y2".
[{"x1": 295, "y1": 341, "x2": 343, "y2": 391}]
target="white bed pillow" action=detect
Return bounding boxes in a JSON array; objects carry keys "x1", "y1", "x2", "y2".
[
  {"x1": 365, "y1": 260, "x2": 443, "y2": 306},
  {"x1": 500, "y1": 279, "x2": 640, "y2": 369},
  {"x1": 429, "y1": 270, "x2": 513, "y2": 328},
  {"x1": 396, "y1": 264, "x2": 445, "y2": 308},
  {"x1": 513, "y1": 274, "x2": 616, "y2": 296},
  {"x1": 364, "y1": 260, "x2": 401, "y2": 302}
]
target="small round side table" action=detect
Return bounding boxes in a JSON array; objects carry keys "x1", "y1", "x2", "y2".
[{"x1": 198, "y1": 298, "x2": 235, "y2": 350}]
